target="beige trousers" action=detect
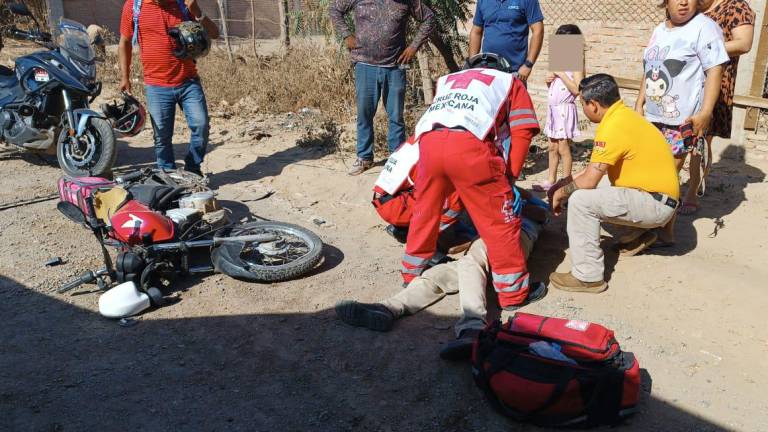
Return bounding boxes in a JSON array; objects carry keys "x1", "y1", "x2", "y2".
[
  {"x1": 566, "y1": 186, "x2": 675, "y2": 282},
  {"x1": 382, "y1": 233, "x2": 535, "y2": 336}
]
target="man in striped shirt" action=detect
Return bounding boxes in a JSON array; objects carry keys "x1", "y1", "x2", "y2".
[{"x1": 118, "y1": 0, "x2": 219, "y2": 176}]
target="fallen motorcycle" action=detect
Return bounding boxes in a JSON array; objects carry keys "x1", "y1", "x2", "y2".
[{"x1": 56, "y1": 168, "x2": 323, "y2": 317}]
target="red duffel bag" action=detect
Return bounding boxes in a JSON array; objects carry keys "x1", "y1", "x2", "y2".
[{"x1": 472, "y1": 313, "x2": 641, "y2": 427}]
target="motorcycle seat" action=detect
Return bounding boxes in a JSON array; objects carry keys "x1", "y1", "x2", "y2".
[
  {"x1": 93, "y1": 187, "x2": 131, "y2": 224},
  {"x1": 126, "y1": 184, "x2": 183, "y2": 212}
]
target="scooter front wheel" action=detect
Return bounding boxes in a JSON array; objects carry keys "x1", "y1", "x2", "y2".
[
  {"x1": 57, "y1": 118, "x2": 117, "y2": 177},
  {"x1": 211, "y1": 221, "x2": 323, "y2": 282}
]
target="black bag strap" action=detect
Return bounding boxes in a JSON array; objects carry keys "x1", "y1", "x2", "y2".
[
  {"x1": 472, "y1": 321, "x2": 578, "y2": 425},
  {"x1": 578, "y1": 353, "x2": 633, "y2": 425}
]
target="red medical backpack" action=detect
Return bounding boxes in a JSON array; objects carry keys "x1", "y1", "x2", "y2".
[{"x1": 472, "y1": 313, "x2": 641, "y2": 426}]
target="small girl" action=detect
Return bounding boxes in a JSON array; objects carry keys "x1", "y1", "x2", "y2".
[{"x1": 535, "y1": 24, "x2": 584, "y2": 192}]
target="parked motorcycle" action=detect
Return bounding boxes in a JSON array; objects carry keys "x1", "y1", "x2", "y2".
[
  {"x1": 0, "y1": 3, "x2": 116, "y2": 177},
  {"x1": 56, "y1": 168, "x2": 324, "y2": 317}
]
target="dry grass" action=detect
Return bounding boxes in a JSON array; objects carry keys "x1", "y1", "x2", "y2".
[{"x1": 198, "y1": 42, "x2": 356, "y2": 122}]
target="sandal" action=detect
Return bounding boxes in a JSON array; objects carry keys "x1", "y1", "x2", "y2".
[{"x1": 677, "y1": 202, "x2": 700, "y2": 216}]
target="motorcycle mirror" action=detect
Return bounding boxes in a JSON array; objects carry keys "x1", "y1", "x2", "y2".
[
  {"x1": 57, "y1": 201, "x2": 87, "y2": 225},
  {"x1": 8, "y1": 3, "x2": 32, "y2": 17}
]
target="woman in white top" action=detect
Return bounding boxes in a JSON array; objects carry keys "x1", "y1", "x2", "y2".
[{"x1": 634, "y1": 0, "x2": 728, "y2": 244}]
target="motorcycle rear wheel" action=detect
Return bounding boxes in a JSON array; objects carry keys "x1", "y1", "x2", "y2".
[
  {"x1": 212, "y1": 221, "x2": 323, "y2": 282},
  {"x1": 57, "y1": 118, "x2": 117, "y2": 178}
]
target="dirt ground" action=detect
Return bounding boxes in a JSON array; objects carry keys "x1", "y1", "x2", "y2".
[{"x1": 2, "y1": 99, "x2": 768, "y2": 431}]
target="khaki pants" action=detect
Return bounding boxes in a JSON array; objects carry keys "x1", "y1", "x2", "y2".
[
  {"x1": 382, "y1": 232, "x2": 535, "y2": 337},
  {"x1": 567, "y1": 186, "x2": 675, "y2": 282}
]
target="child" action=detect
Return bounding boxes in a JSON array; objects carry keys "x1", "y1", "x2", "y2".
[{"x1": 535, "y1": 24, "x2": 584, "y2": 192}]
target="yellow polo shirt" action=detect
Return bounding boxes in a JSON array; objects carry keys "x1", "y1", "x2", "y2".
[{"x1": 590, "y1": 101, "x2": 679, "y2": 199}]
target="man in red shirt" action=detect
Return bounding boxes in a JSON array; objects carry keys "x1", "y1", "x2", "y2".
[
  {"x1": 118, "y1": 0, "x2": 219, "y2": 176},
  {"x1": 400, "y1": 53, "x2": 546, "y2": 310}
]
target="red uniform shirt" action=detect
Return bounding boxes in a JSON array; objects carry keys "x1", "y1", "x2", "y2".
[{"x1": 120, "y1": 0, "x2": 198, "y2": 87}]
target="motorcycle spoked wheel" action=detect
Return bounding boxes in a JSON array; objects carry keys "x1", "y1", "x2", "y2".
[
  {"x1": 57, "y1": 118, "x2": 117, "y2": 178},
  {"x1": 212, "y1": 221, "x2": 323, "y2": 282}
]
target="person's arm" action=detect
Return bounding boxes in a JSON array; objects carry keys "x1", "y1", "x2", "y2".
[
  {"x1": 118, "y1": 35, "x2": 132, "y2": 93},
  {"x1": 469, "y1": 25, "x2": 483, "y2": 57},
  {"x1": 328, "y1": 0, "x2": 357, "y2": 51},
  {"x1": 554, "y1": 71, "x2": 583, "y2": 96},
  {"x1": 634, "y1": 70, "x2": 647, "y2": 115},
  {"x1": 117, "y1": 3, "x2": 134, "y2": 93},
  {"x1": 517, "y1": 21, "x2": 543, "y2": 81},
  {"x1": 725, "y1": 24, "x2": 754, "y2": 57},
  {"x1": 550, "y1": 162, "x2": 608, "y2": 215},
  {"x1": 468, "y1": 0, "x2": 484, "y2": 58},
  {"x1": 398, "y1": 0, "x2": 436, "y2": 64},
  {"x1": 688, "y1": 64, "x2": 722, "y2": 136}
]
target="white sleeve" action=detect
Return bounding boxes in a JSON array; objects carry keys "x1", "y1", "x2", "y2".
[{"x1": 697, "y1": 18, "x2": 729, "y2": 71}]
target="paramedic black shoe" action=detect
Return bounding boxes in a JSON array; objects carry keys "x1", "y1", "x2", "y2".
[
  {"x1": 501, "y1": 281, "x2": 548, "y2": 311},
  {"x1": 440, "y1": 329, "x2": 481, "y2": 361},
  {"x1": 335, "y1": 300, "x2": 395, "y2": 332},
  {"x1": 385, "y1": 225, "x2": 409, "y2": 244}
]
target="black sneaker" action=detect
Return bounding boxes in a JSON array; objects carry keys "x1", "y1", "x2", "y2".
[
  {"x1": 501, "y1": 281, "x2": 548, "y2": 312},
  {"x1": 385, "y1": 225, "x2": 409, "y2": 244},
  {"x1": 439, "y1": 328, "x2": 481, "y2": 361},
  {"x1": 335, "y1": 300, "x2": 395, "y2": 332}
]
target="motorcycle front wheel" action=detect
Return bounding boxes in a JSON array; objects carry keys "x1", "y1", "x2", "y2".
[
  {"x1": 211, "y1": 221, "x2": 323, "y2": 282},
  {"x1": 57, "y1": 118, "x2": 117, "y2": 178}
]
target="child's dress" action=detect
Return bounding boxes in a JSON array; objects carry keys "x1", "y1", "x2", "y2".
[{"x1": 544, "y1": 72, "x2": 580, "y2": 139}]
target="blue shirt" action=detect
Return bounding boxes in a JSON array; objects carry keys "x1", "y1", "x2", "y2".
[{"x1": 473, "y1": 0, "x2": 544, "y2": 70}]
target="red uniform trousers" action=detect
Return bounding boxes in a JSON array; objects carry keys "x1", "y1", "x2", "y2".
[{"x1": 401, "y1": 129, "x2": 529, "y2": 307}]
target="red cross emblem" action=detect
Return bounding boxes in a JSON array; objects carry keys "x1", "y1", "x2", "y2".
[{"x1": 445, "y1": 70, "x2": 496, "y2": 90}]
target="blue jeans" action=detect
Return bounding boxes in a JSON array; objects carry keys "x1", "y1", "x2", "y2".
[
  {"x1": 145, "y1": 78, "x2": 210, "y2": 172},
  {"x1": 355, "y1": 63, "x2": 406, "y2": 160}
]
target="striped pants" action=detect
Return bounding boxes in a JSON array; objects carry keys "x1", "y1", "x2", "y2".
[{"x1": 401, "y1": 129, "x2": 530, "y2": 308}]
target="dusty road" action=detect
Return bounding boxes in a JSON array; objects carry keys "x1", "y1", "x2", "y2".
[{"x1": 1, "y1": 111, "x2": 767, "y2": 431}]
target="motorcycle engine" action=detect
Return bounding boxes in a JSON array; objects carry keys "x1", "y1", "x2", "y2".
[
  {"x1": 0, "y1": 109, "x2": 52, "y2": 149},
  {"x1": 116, "y1": 251, "x2": 145, "y2": 285}
]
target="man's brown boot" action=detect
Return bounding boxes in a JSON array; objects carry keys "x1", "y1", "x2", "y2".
[{"x1": 549, "y1": 272, "x2": 607, "y2": 293}]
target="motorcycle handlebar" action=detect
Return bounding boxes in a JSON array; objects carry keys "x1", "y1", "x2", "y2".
[
  {"x1": 58, "y1": 271, "x2": 97, "y2": 293},
  {"x1": 116, "y1": 170, "x2": 145, "y2": 184}
]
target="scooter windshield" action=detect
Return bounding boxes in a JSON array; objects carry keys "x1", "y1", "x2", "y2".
[{"x1": 58, "y1": 19, "x2": 96, "y2": 77}]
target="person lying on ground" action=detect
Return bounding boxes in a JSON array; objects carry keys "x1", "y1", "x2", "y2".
[
  {"x1": 400, "y1": 52, "x2": 544, "y2": 311},
  {"x1": 547, "y1": 74, "x2": 680, "y2": 293},
  {"x1": 336, "y1": 190, "x2": 549, "y2": 360}
]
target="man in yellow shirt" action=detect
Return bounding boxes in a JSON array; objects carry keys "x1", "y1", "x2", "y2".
[{"x1": 548, "y1": 74, "x2": 679, "y2": 293}]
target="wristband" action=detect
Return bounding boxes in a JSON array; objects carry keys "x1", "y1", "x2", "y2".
[{"x1": 523, "y1": 60, "x2": 535, "y2": 69}]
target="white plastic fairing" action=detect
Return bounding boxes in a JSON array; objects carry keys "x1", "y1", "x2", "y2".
[{"x1": 98, "y1": 281, "x2": 151, "y2": 318}]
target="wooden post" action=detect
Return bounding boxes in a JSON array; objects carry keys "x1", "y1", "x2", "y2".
[
  {"x1": 417, "y1": 50, "x2": 433, "y2": 104},
  {"x1": 278, "y1": 0, "x2": 290, "y2": 49},
  {"x1": 250, "y1": 0, "x2": 258, "y2": 56},
  {"x1": 217, "y1": 0, "x2": 234, "y2": 62}
]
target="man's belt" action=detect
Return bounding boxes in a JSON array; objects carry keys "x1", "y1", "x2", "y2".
[{"x1": 650, "y1": 192, "x2": 678, "y2": 209}]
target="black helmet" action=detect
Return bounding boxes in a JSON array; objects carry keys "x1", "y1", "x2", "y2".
[
  {"x1": 168, "y1": 21, "x2": 210, "y2": 60},
  {"x1": 463, "y1": 53, "x2": 513, "y2": 74},
  {"x1": 101, "y1": 93, "x2": 146, "y2": 137}
]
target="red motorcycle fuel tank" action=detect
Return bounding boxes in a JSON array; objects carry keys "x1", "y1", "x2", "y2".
[{"x1": 110, "y1": 200, "x2": 175, "y2": 245}]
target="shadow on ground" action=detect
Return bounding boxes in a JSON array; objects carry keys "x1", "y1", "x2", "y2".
[
  {"x1": 649, "y1": 144, "x2": 766, "y2": 257},
  {"x1": 0, "y1": 275, "x2": 734, "y2": 431}
]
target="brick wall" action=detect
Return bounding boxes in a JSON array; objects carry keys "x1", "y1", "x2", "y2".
[{"x1": 527, "y1": 20, "x2": 655, "y2": 136}]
